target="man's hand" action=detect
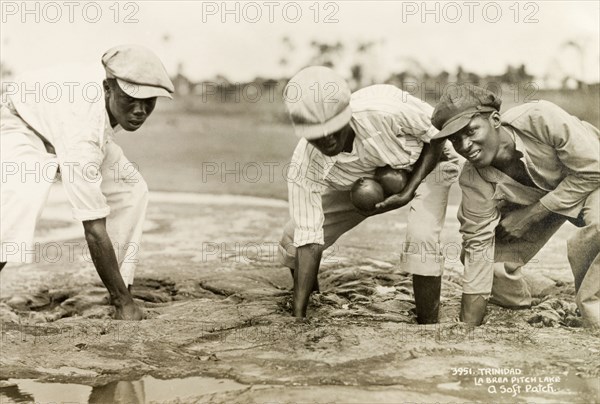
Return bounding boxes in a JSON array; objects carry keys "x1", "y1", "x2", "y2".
[
  {"x1": 374, "y1": 187, "x2": 415, "y2": 214},
  {"x1": 357, "y1": 187, "x2": 415, "y2": 217},
  {"x1": 496, "y1": 202, "x2": 552, "y2": 243}
]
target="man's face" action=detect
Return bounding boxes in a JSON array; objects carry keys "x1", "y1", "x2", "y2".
[
  {"x1": 104, "y1": 79, "x2": 157, "y2": 131},
  {"x1": 447, "y1": 113, "x2": 501, "y2": 168},
  {"x1": 308, "y1": 124, "x2": 353, "y2": 156}
]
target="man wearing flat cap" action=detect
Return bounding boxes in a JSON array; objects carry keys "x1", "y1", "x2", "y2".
[
  {"x1": 430, "y1": 84, "x2": 599, "y2": 328},
  {"x1": 278, "y1": 66, "x2": 460, "y2": 322},
  {"x1": 0, "y1": 44, "x2": 174, "y2": 320}
]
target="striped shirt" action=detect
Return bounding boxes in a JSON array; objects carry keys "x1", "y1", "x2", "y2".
[{"x1": 288, "y1": 84, "x2": 438, "y2": 246}]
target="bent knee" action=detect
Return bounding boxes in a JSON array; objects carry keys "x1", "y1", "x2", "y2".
[
  {"x1": 278, "y1": 221, "x2": 297, "y2": 268},
  {"x1": 405, "y1": 225, "x2": 442, "y2": 246}
]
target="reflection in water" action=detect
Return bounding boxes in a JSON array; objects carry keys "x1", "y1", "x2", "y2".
[
  {"x1": 0, "y1": 383, "x2": 35, "y2": 403},
  {"x1": 88, "y1": 380, "x2": 145, "y2": 404},
  {"x1": 0, "y1": 379, "x2": 91, "y2": 403},
  {"x1": 1, "y1": 375, "x2": 249, "y2": 403}
]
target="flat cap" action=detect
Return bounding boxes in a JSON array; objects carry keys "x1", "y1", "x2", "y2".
[
  {"x1": 284, "y1": 66, "x2": 352, "y2": 140},
  {"x1": 102, "y1": 44, "x2": 174, "y2": 99},
  {"x1": 431, "y1": 84, "x2": 501, "y2": 139}
]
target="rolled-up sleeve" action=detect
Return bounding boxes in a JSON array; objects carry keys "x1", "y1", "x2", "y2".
[
  {"x1": 287, "y1": 140, "x2": 327, "y2": 246},
  {"x1": 533, "y1": 102, "x2": 600, "y2": 217},
  {"x1": 59, "y1": 140, "x2": 110, "y2": 221},
  {"x1": 457, "y1": 164, "x2": 500, "y2": 294}
]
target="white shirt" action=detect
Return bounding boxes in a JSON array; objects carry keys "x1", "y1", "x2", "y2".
[
  {"x1": 4, "y1": 63, "x2": 120, "y2": 221},
  {"x1": 288, "y1": 84, "x2": 438, "y2": 246}
]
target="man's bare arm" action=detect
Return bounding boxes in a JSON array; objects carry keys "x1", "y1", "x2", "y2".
[
  {"x1": 83, "y1": 218, "x2": 143, "y2": 320},
  {"x1": 293, "y1": 244, "x2": 323, "y2": 318},
  {"x1": 373, "y1": 139, "x2": 446, "y2": 214}
]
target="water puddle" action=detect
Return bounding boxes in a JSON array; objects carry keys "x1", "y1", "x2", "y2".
[
  {"x1": 2, "y1": 372, "x2": 597, "y2": 403},
  {"x1": 0, "y1": 375, "x2": 264, "y2": 403}
]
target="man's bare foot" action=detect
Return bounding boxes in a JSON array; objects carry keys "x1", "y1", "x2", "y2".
[{"x1": 114, "y1": 301, "x2": 144, "y2": 320}]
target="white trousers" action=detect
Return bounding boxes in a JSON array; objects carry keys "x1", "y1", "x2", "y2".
[{"x1": 0, "y1": 107, "x2": 148, "y2": 285}]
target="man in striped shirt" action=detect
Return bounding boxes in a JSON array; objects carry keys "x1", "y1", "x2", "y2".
[{"x1": 277, "y1": 66, "x2": 460, "y2": 322}]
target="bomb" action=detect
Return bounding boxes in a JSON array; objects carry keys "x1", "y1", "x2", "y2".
[
  {"x1": 350, "y1": 178, "x2": 385, "y2": 211},
  {"x1": 375, "y1": 166, "x2": 409, "y2": 196}
]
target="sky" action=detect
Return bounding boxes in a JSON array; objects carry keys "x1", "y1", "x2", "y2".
[{"x1": 1, "y1": 1, "x2": 599, "y2": 82}]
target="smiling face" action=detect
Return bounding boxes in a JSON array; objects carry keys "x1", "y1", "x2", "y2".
[
  {"x1": 104, "y1": 79, "x2": 157, "y2": 131},
  {"x1": 308, "y1": 123, "x2": 355, "y2": 157},
  {"x1": 447, "y1": 112, "x2": 502, "y2": 168}
]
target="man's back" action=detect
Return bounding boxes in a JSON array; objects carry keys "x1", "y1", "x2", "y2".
[{"x1": 3, "y1": 63, "x2": 109, "y2": 153}]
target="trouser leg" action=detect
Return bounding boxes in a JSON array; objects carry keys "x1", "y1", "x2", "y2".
[
  {"x1": 404, "y1": 157, "x2": 459, "y2": 323},
  {"x1": 401, "y1": 158, "x2": 459, "y2": 276},
  {"x1": 567, "y1": 188, "x2": 600, "y2": 328},
  {"x1": 491, "y1": 211, "x2": 566, "y2": 308},
  {"x1": 0, "y1": 107, "x2": 57, "y2": 264}
]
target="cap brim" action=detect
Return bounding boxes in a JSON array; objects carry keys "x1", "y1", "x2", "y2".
[
  {"x1": 431, "y1": 115, "x2": 472, "y2": 140},
  {"x1": 292, "y1": 105, "x2": 352, "y2": 140},
  {"x1": 117, "y1": 78, "x2": 173, "y2": 99},
  {"x1": 432, "y1": 106, "x2": 498, "y2": 140}
]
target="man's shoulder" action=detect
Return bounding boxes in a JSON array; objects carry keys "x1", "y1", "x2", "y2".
[
  {"x1": 6, "y1": 63, "x2": 107, "y2": 141},
  {"x1": 350, "y1": 84, "x2": 431, "y2": 114},
  {"x1": 351, "y1": 84, "x2": 407, "y2": 101},
  {"x1": 8, "y1": 63, "x2": 105, "y2": 111},
  {"x1": 502, "y1": 100, "x2": 564, "y2": 126}
]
